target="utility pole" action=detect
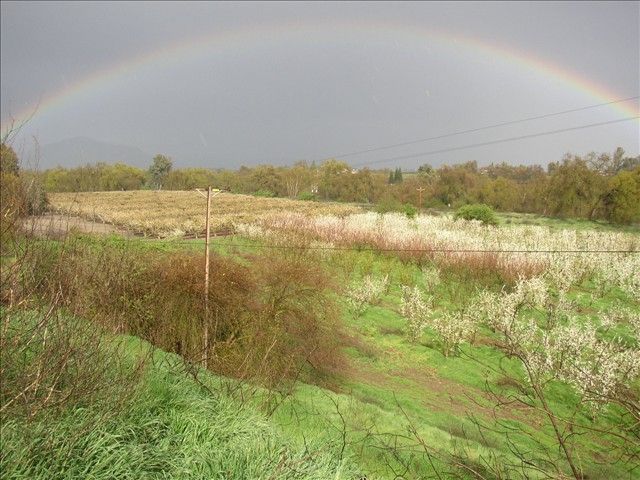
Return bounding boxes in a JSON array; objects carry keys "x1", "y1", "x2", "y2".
[
  {"x1": 196, "y1": 186, "x2": 221, "y2": 368},
  {"x1": 416, "y1": 187, "x2": 426, "y2": 209},
  {"x1": 203, "y1": 185, "x2": 211, "y2": 367}
]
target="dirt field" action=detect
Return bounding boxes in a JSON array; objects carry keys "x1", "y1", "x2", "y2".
[
  {"x1": 48, "y1": 190, "x2": 362, "y2": 237},
  {"x1": 22, "y1": 214, "x2": 129, "y2": 238}
]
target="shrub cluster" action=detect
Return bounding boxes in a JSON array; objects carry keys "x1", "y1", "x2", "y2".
[
  {"x1": 346, "y1": 274, "x2": 389, "y2": 317},
  {"x1": 454, "y1": 203, "x2": 498, "y2": 225},
  {"x1": 13, "y1": 236, "x2": 344, "y2": 388}
]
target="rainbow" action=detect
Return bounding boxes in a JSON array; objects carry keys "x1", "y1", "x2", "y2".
[{"x1": 2, "y1": 19, "x2": 639, "y2": 133}]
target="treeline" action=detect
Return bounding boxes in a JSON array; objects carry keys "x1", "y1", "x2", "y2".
[{"x1": 4, "y1": 144, "x2": 640, "y2": 224}]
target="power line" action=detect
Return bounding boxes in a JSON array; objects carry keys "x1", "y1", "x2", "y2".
[
  {"x1": 351, "y1": 116, "x2": 639, "y2": 168},
  {"x1": 314, "y1": 96, "x2": 639, "y2": 162},
  {"x1": 176, "y1": 239, "x2": 638, "y2": 255}
]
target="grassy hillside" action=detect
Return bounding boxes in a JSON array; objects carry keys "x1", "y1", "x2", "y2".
[
  {"x1": 2, "y1": 209, "x2": 638, "y2": 479},
  {"x1": 266, "y1": 250, "x2": 639, "y2": 479},
  {"x1": 1, "y1": 334, "x2": 356, "y2": 479}
]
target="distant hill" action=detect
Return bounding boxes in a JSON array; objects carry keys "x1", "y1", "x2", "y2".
[{"x1": 40, "y1": 137, "x2": 151, "y2": 169}]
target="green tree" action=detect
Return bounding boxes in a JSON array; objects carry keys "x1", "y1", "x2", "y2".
[
  {"x1": 165, "y1": 168, "x2": 217, "y2": 190},
  {"x1": 1, "y1": 143, "x2": 22, "y2": 229},
  {"x1": 454, "y1": 204, "x2": 498, "y2": 225},
  {"x1": 619, "y1": 153, "x2": 640, "y2": 172},
  {"x1": 100, "y1": 163, "x2": 146, "y2": 191},
  {"x1": 601, "y1": 167, "x2": 640, "y2": 224},
  {"x1": 546, "y1": 155, "x2": 605, "y2": 218},
  {"x1": 148, "y1": 154, "x2": 173, "y2": 190},
  {"x1": 318, "y1": 159, "x2": 350, "y2": 200},
  {"x1": 587, "y1": 147, "x2": 633, "y2": 176},
  {"x1": 248, "y1": 165, "x2": 284, "y2": 197},
  {"x1": 434, "y1": 162, "x2": 480, "y2": 206},
  {"x1": 282, "y1": 162, "x2": 312, "y2": 198},
  {"x1": 479, "y1": 176, "x2": 519, "y2": 211},
  {"x1": 340, "y1": 168, "x2": 376, "y2": 203}
]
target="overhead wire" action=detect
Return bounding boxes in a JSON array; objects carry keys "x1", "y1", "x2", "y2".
[
  {"x1": 350, "y1": 116, "x2": 639, "y2": 167},
  {"x1": 312, "y1": 95, "x2": 639, "y2": 163},
  {"x1": 171, "y1": 238, "x2": 639, "y2": 255},
  {"x1": 100, "y1": 97, "x2": 640, "y2": 254}
]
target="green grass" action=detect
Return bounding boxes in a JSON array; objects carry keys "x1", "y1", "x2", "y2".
[
  {"x1": 1, "y1": 336, "x2": 356, "y2": 480},
  {"x1": 7, "y1": 218, "x2": 638, "y2": 479},
  {"x1": 268, "y1": 246, "x2": 640, "y2": 479}
]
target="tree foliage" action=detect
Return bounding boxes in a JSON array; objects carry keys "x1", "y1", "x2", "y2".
[
  {"x1": 388, "y1": 167, "x2": 403, "y2": 184},
  {"x1": 454, "y1": 203, "x2": 498, "y2": 225},
  {"x1": 28, "y1": 147, "x2": 640, "y2": 224},
  {"x1": 148, "y1": 154, "x2": 173, "y2": 190},
  {"x1": 601, "y1": 167, "x2": 640, "y2": 224}
]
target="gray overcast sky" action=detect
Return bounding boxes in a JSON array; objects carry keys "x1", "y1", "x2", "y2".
[{"x1": 1, "y1": 1, "x2": 639, "y2": 169}]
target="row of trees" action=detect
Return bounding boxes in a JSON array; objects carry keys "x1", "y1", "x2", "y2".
[
  {"x1": 27, "y1": 154, "x2": 174, "y2": 192},
  {"x1": 3, "y1": 143, "x2": 639, "y2": 224}
]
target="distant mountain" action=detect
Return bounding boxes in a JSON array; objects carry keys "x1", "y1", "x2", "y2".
[{"x1": 40, "y1": 137, "x2": 152, "y2": 169}]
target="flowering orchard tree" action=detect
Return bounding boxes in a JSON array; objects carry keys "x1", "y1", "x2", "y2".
[
  {"x1": 246, "y1": 211, "x2": 638, "y2": 292},
  {"x1": 430, "y1": 311, "x2": 476, "y2": 357},
  {"x1": 400, "y1": 285, "x2": 431, "y2": 343},
  {"x1": 598, "y1": 303, "x2": 639, "y2": 332},
  {"x1": 473, "y1": 277, "x2": 640, "y2": 405},
  {"x1": 346, "y1": 274, "x2": 389, "y2": 317},
  {"x1": 400, "y1": 284, "x2": 474, "y2": 355},
  {"x1": 473, "y1": 277, "x2": 547, "y2": 354},
  {"x1": 468, "y1": 277, "x2": 640, "y2": 478},
  {"x1": 420, "y1": 265, "x2": 441, "y2": 292},
  {"x1": 234, "y1": 210, "x2": 640, "y2": 477},
  {"x1": 535, "y1": 320, "x2": 640, "y2": 411}
]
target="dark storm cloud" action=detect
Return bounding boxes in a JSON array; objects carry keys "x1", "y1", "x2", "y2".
[{"x1": 1, "y1": 1, "x2": 638, "y2": 168}]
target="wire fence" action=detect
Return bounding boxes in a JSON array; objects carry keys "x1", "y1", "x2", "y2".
[{"x1": 170, "y1": 237, "x2": 640, "y2": 255}]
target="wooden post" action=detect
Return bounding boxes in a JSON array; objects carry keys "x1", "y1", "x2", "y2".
[{"x1": 203, "y1": 185, "x2": 211, "y2": 367}]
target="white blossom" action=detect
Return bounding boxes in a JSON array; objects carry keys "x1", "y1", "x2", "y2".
[
  {"x1": 421, "y1": 265, "x2": 441, "y2": 292},
  {"x1": 251, "y1": 211, "x2": 638, "y2": 296},
  {"x1": 400, "y1": 285, "x2": 431, "y2": 343},
  {"x1": 431, "y1": 311, "x2": 476, "y2": 357},
  {"x1": 542, "y1": 320, "x2": 640, "y2": 410},
  {"x1": 346, "y1": 274, "x2": 389, "y2": 317}
]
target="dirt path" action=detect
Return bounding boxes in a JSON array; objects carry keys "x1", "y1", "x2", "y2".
[
  {"x1": 22, "y1": 214, "x2": 129, "y2": 238},
  {"x1": 346, "y1": 347, "x2": 542, "y2": 428}
]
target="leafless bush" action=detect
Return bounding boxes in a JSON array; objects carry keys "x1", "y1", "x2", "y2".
[
  {"x1": 1, "y1": 306, "x2": 144, "y2": 421},
  {"x1": 1, "y1": 208, "x2": 147, "y2": 426},
  {"x1": 12, "y1": 231, "x2": 345, "y2": 395}
]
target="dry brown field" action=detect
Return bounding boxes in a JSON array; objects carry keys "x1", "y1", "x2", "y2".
[{"x1": 48, "y1": 190, "x2": 362, "y2": 237}]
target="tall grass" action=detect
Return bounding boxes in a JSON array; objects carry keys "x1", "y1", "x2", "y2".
[
  {"x1": 1, "y1": 339, "x2": 356, "y2": 479},
  {"x1": 1, "y1": 224, "x2": 353, "y2": 478},
  {"x1": 0, "y1": 309, "x2": 143, "y2": 421}
]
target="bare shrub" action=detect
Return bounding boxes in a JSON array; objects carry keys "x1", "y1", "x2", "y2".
[
  {"x1": 1, "y1": 308, "x2": 144, "y2": 421},
  {"x1": 18, "y1": 235, "x2": 345, "y2": 391},
  {"x1": 1, "y1": 206, "x2": 146, "y2": 426},
  {"x1": 249, "y1": 249, "x2": 345, "y2": 385}
]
